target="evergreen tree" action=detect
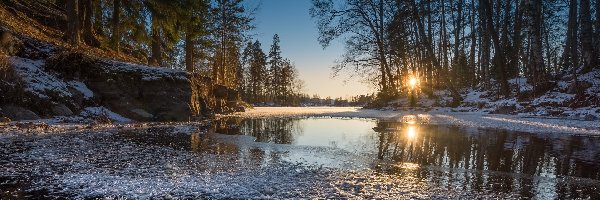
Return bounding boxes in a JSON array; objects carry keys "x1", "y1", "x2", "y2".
[
  {"x1": 267, "y1": 34, "x2": 283, "y2": 102},
  {"x1": 211, "y1": 0, "x2": 253, "y2": 86},
  {"x1": 248, "y1": 40, "x2": 267, "y2": 102}
]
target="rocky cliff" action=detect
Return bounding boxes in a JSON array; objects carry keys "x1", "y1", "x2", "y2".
[{"x1": 0, "y1": 31, "x2": 242, "y2": 122}]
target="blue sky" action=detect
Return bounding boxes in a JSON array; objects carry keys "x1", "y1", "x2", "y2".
[{"x1": 247, "y1": 0, "x2": 372, "y2": 98}]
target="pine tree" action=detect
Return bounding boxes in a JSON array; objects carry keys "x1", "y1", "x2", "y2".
[
  {"x1": 268, "y1": 34, "x2": 283, "y2": 102},
  {"x1": 248, "y1": 40, "x2": 267, "y2": 102},
  {"x1": 211, "y1": 0, "x2": 253, "y2": 85}
]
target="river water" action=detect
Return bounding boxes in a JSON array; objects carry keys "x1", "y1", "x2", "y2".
[{"x1": 1, "y1": 117, "x2": 599, "y2": 199}]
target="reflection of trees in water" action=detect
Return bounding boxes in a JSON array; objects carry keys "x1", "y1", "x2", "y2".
[
  {"x1": 216, "y1": 117, "x2": 303, "y2": 145},
  {"x1": 372, "y1": 121, "x2": 600, "y2": 196},
  {"x1": 211, "y1": 118, "x2": 292, "y2": 167}
]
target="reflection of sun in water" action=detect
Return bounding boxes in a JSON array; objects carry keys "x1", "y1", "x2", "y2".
[
  {"x1": 406, "y1": 126, "x2": 417, "y2": 140},
  {"x1": 397, "y1": 162, "x2": 420, "y2": 170}
]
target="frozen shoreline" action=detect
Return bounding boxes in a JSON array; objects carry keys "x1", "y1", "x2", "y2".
[{"x1": 229, "y1": 107, "x2": 600, "y2": 135}]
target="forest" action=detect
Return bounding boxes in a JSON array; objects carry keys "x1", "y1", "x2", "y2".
[
  {"x1": 311, "y1": 0, "x2": 600, "y2": 106},
  {"x1": 19, "y1": 0, "x2": 600, "y2": 107},
  {"x1": 57, "y1": 0, "x2": 304, "y2": 106}
]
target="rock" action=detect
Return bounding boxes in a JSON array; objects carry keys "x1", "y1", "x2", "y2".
[
  {"x1": 131, "y1": 108, "x2": 154, "y2": 121},
  {"x1": 1, "y1": 105, "x2": 40, "y2": 120},
  {"x1": 213, "y1": 85, "x2": 229, "y2": 99},
  {"x1": 583, "y1": 114, "x2": 598, "y2": 121},
  {"x1": 46, "y1": 52, "x2": 195, "y2": 121},
  {"x1": 0, "y1": 117, "x2": 10, "y2": 124},
  {"x1": 227, "y1": 89, "x2": 240, "y2": 101},
  {"x1": 0, "y1": 30, "x2": 23, "y2": 56},
  {"x1": 567, "y1": 81, "x2": 592, "y2": 94},
  {"x1": 491, "y1": 105, "x2": 516, "y2": 115},
  {"x1": 51, "y1": 104, "x2": 73, "y2": 116},
  {"x1": 227, "y1": 101, "x2": 245, "y2": 112}
]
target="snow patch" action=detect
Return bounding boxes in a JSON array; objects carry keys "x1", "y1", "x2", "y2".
[
  {"x1": 10, "y1": 57, "x2": 72, "y2": 98},
  {"x1": 79, "y1": 107, "x2": 132, "y2": 123},
  {"x1": 67, "y1": 81, "x2": 94, "y2": 99},
  {"x1": 102, "y1": 60, "x2": 188, "y2": 81}
]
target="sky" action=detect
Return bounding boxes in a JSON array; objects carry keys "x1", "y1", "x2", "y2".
[{"x1": 247, "y1": 0, "x2": 372, "y2": 98}]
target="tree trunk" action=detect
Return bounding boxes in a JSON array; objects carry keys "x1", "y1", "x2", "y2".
[
  {"x1": 440, "y1": 0, "x2": 448, "y2": 74},
  {"x1": 525, "y1": 0, "x2": 545, "y2": 92},
  {"x1": 500, "y1": 0, "x2": 514, "y2": 77},
  {"x1": 379, "y1": 0, "x2": 395, "y2": 94},
  {"x1": 511, "y1": 0, "x2": 524, "y2": 78},
  {"x1": 111, "y1": 0, "x2": 121, "y2": 52},
  {"x1": 478, "y1": 0, "x2": 491, "y2": 86},
  {"x1": 469, "y1": 0, "x2": 477, "y2": 86},
  {"x1": 580, "y1": 0, "x2": 596, "y2": 72},
  {"x1": 185, "y1": 32, "x2": 195, "y2": 72},
  {"x1": 81, "y1": 0, "x2": 98, "y2": 47},
  {"x1": 482, "y1": 0, "x2": 510, "y2": 96},
  {"x1": 596, "y1": 0, "x2": 600, "y2": 67},
  {"x1": 150, "y1": 16, "x2": 162, "y2": 66},
  {"x1": 454, "y1": 0, "x2": 463, "y2": 58},
  {"x1": 93, "y1": 0, "x2": 104, "y2": 36},
  {"x1": 66, "y1": 0, "x2": 80, "y2": 46}
]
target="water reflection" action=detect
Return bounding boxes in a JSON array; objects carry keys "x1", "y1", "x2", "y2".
[
  {"x1": 217, "y1": 117, "x2": 600, "y2": 181},
  {"x1": 115, "y1": 126, "x2": 240, "y2": 155}
]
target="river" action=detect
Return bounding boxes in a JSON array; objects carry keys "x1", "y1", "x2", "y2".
[{"x1": 1, "y1": 115, "x2": 599, "y2": 199}]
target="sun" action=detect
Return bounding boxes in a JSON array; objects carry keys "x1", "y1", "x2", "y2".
[{"x1": 408, "y1": 76, "x2": 419, "y2": 88}]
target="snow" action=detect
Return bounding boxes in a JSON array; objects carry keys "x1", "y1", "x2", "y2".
[
  {"x1": 102, "y1": 60, "x2": 188, "y2": 81},
  {"x1": 79, "y1": 106, "x2": 133, "y2": 123},
  {"x1": 532, "y1": 92, "x2": 575, "y2": 105},
  {"x1": 231, "y1": 107, "x2": 600, "y2": 135},
  {"x1": 10, "y1": 57, "x2": 72, "y2": 98},
  {"x1": 508, "y1": 77, "x2": 533, "y2": 92},
  {"x1": 67, "y1": 80, "x2": 94, "y2": 99}
]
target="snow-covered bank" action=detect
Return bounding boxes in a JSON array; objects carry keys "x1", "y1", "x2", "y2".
[{"x1": 230, "y1": 107, "x2": 600, "y2": 135}]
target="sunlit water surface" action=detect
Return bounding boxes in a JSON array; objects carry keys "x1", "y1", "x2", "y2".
[{"x1": 1, "y1": 117, "x2": 599, "y2": 199}]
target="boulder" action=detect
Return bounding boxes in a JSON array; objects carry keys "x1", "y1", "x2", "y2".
[
  {"x1": 567, "y1": 81, "x2": 592, "y2": 94},
  {"x1": 491, "y1": 105, "x2": 516, "y2": 115},
  {"x1": 0, "y1": 117, "x2": 10, "y2": 124},
  {"x1": 227, "y1": 89, "x2": 240, "y2": 101},
  {"x1": 51, "y1": 104, "x2": 73, "y2": 116},
  {"x1": 1, "y1": 105, "x2": 40, "y2": 120},
  {"x1": 213, "y1": 85, "x2": 229, "y2": 99}
]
